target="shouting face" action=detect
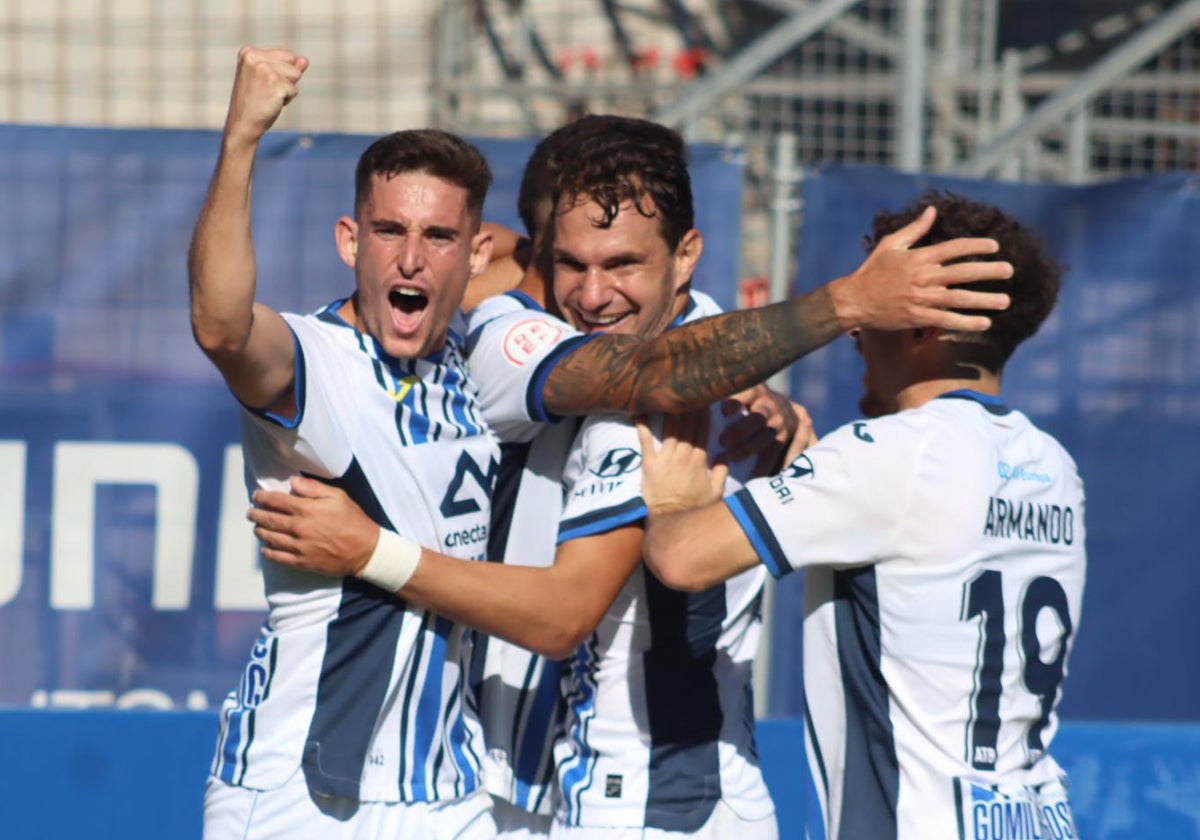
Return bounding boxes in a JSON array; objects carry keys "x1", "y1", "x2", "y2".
[{"x1": 336, "y1": 170, "x2": 490, "y2": 359}]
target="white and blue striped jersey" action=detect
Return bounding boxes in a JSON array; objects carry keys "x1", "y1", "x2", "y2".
[
  {"x1": 728, "y1": 391, "x2": 1086, "y2": 840},
  {"x1": 463, "y1": 292, "x2": 592, "y2": 815},
  {"x1": 211, "y1": 300, "x2": 500, "y2": 804},
  {"x1": 553, "y1": 292, "x2": 775, "y2": 832}
]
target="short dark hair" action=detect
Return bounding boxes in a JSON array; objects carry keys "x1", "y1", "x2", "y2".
[
  {"x1": 354, "y1": 129, "x2": 492, "y2": 220},
  {"x1": 865, "y1": 189, "x2": 1065, "y2": 371},
  {"x1": 536, "y1": 116, "x2": 693, "y2": 251}
]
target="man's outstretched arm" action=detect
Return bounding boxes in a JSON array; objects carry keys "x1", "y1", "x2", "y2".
[
  {"x1": 541, "y1": 205, "x2": 1013, "y2": 416},
  {"x1": 248, "y1": 477, "x2": 645, "y2": 660}
]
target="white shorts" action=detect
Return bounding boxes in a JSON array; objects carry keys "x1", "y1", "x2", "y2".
[
  {"x1": 493, "y1": 795, "x2": 554, "y2": 840},
  {"x1": 549, "y1": 800, "x2": 778, "y2": 840},
  {"x1": 204, "y1": 772, "x2": 496, "y2": 840}
]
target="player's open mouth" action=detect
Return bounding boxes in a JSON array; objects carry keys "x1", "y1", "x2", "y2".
[{"x1": 389, "y1": 287, "x2": 429, "y2": 332}]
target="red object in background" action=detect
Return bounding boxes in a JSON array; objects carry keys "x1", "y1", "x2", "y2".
[
  {"x1": 739, "y1": 275, "x2": 770, "y2": 309},
  {"x1": 629, "y1": 45, "x2": 661, "y2": 73},
  {"x1": 673, "y1": 46, "x2": 709, "y2": 79}
]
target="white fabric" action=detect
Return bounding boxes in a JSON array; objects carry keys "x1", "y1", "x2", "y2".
[
  {"x1": 552, "y1": 292, "x2": 775, "y2": 832},
  {"x1": 208, "y1": 303, "x2": 498, "y2": 812},
  {"x1": 731, "y1": 393, "x2": 1086, "y2": 840},
  {"x1": 204, "y1": 773, "x2": 497, "y2": 840}
]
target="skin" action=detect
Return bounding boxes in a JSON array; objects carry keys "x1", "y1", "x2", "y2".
[
  {"x1": 246, "y1": 198, "x2": 1014, "y2": 656},
  {"x1": 637, "y1": 325, "x2": 1003, "y2": 593},
  {"x1": 533, "y1": 204, "x2": 1015, "y2": 416},
  {"x1": 188, "y1": 46, "x2": 491, "y2": 418},
  {"x1": 248, "y1": 194, "x2": 764, "y2": 658}
]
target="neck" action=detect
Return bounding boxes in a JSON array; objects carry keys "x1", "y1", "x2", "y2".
[{"x1": 895, "y1": 371, "x2": 1001, "y2": 412}]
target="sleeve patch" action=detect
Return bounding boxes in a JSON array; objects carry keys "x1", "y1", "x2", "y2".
[{"x1": 503, "y1": 318, "x2": 565, "y2": 366}]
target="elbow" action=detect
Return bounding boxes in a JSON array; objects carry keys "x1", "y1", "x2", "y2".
[
  {"x1": 535, "y1": 614, "x2": 598, "y2": 660},
  {"x1": 644, "y1": 540, "x2": 708, "y2": 593},
  {"x1": 190, "y1": 313, "x2": 248, "y2": 360}
]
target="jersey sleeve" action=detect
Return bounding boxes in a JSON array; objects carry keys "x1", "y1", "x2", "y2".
[
  {"x1": 465, "y1": 300, "x2": 594, "y2": 443},
  {"x1": 239, "y1": 314, "x2": 357, "y2": 480},
  {"x1": 726, "y1": 416, "x2": 922, "y2": 578},
  {"x1": 557, "y1": 414, "x2": 648, "y2": 543}
]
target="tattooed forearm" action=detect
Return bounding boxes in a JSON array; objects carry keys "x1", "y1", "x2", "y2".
[{"x1": 542, "y1": 286, "x2": 843, "y2": 415}]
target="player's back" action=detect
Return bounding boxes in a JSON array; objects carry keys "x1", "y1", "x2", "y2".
[
  {"x1": 801, "y1": 392, "x2": 1086, "y2": 840},
  {"x1": 212, "y1": 302, "x2": 499, "y2": 804}
]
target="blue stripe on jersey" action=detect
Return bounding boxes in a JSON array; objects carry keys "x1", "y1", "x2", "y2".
[
  {"x1": 302, "y1": 458, "x2": 410, "y2": 801},
  {"x1": 726, "y1": 490, "x2": 791, "y2": 577},
  {"x1": 561, "y1": 636, "x2": 602, "y2": 824},
  {"x1": 526, "y1": 333, "x2": 598, "y2": 422},
  {"x1": 515, "y1": 657, "x2": 564, "y2": 811},
  {"x1": 938, "y1": 389, "x2": 1010, "y2": 416},
  {"x1": 489, "y1": 441, "x2": 531, "y2": 556},
  {"x1": 441, "y1": 362, "x2": 480, "y2": 437},
  {"x1": 802, "y1": 696, "x2": 829, "y2": 840},
  {"x1": 833, "y1": 566, "x2": 899, "y2": 839},
  {"x1": 642, "y1": 573, "x2": 725, "y2": 830},
  {"x1": 411, "y1": 614, "x2": 454, "y2": 799},
  {"x1": 444, "y1": 637, "x2": 480, "y2": 797},
  {"x1": 557, "y1": 497, "x2": 646, "y2": 543}
]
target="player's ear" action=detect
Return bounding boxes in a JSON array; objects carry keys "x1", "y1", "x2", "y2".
[
  {"x1": 335, "y1": 216, "x2": 358, "y2": 268},
  {"x1": 468, "y1": 226, "x2": 494, "y2": 280},
  {"x1": 672, "y1": 228, "x2": 703, "y2": 290}
]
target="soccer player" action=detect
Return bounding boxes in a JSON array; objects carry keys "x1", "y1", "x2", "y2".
[
  {"x1": 191, "y1": 48, "x2": 500, "y2": 838},
  {"x1": 245, "y1": 124, "x2": 1013, "y2": 838},
  {"x1": 636, "y1": 191, "x2": 1085, "y2": 840},
  {"x1": 194, "y1": 46, "x2": 1010, "y2": 838}
]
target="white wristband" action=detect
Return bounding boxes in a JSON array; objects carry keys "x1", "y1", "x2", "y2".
[{"x1": 355, "y1": 529, "x2": 421, "y2": 593}]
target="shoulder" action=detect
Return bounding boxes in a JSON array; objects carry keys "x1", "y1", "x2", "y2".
[{"x1": 466, "y1": 294, "x2": 579, "y2": 362}]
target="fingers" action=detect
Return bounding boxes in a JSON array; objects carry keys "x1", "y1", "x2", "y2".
[
  {"x1": 935, "y1": 285, "x2": 1011, "y2": 311},
  {"x1": 933, "y1": 260, "x2": 1014, "y2": 288},
  {"x1": 710, "y1": 463, "x2": 730, "y2": 495},
  {"x1": 881, "y1": 205, "x2": 936, "y2": 250},
  {"x1": 635, "y1": 415, "x2": 658, "y2": 454},
  {"x1": 917, "y1": 236, "x2": 1001, "y2": 264},
  {"x1": 916, "y1": 309, "x2": 994, "y2": 333}
]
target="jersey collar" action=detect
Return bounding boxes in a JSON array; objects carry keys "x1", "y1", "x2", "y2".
[{"x1": 937, "y1": 388, "x2": 1010, "y2": 416}]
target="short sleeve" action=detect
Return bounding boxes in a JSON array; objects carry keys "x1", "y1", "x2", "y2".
[
  {"x1": 466, "y1": 296, "x2": 593, "y2": 443},
  {"x1": 557, "y1": 415, "x2": 648, "y2": 543},
  {"x1": 727, "y1": 416, "x2": 922, "y2": 578}
]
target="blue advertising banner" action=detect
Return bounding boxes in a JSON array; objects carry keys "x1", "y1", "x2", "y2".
[
  {"x1": 767, "y1": 164, "x2": 1200, "y2": 722},
  {"x1": 0, "y1": 124, "x2": 742, "y2": 711}
]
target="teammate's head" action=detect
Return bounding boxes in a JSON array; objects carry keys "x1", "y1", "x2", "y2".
[
  {"x1": 336, "y1": 129, "x2": 494, "y2": 360},
  {"x1": 866, "y1": 189, "x2": 1063, "y2": 371},
  {"x1": 548, "y1": 117, "x2": 702, "y2": 339},
  {"x1": 855, "y1": 190, "x2": 1064, "y2": 416}
]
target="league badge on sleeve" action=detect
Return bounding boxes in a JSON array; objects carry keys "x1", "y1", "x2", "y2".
[{"x1": 503, "y1": 318, "x2": 564, "y2": 366}]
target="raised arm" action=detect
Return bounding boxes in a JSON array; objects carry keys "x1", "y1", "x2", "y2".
[
  {"x1": 540, "y1": 205, "x2": 1013, "y2": 415},
  {"x1": 187, "y1": 46, "x2": 308, "y2": 411}
]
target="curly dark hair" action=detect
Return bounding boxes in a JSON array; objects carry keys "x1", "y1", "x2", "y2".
[
  {"x1": 864, "y1": 189, "x2": 1065, "y2": 372},
  {"x1": 518, "y1": 116, "x2": 624, "y2": 236},
  {"x1": 517, "y1": 115, "x2": 692, "y2": 250},
  {"x1": 354, "y1": 129, "x2": 492, "y2": 220}
]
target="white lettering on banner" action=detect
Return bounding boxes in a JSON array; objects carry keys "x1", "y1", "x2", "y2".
[
  {"x1": 52, "y1": 442, "x2": 198, "y2": 610},
  {"x1": 0, "y1": 441, "x2": 26, "y2": 605},
  {"x1": 30, "y1": 688, "x2": 213, "y2": 710},
  {"x1": 214, "y1": 445, "x2": 267, "y2": 611}
]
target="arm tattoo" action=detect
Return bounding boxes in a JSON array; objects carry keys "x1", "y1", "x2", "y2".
[{"x1": 543, "y1": 287, "x2": 842, "y2": 415}]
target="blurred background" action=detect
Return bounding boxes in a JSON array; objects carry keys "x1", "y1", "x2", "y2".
[{"x1": 1, "y1": 1, "x2": 1199, "y2": 837}]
